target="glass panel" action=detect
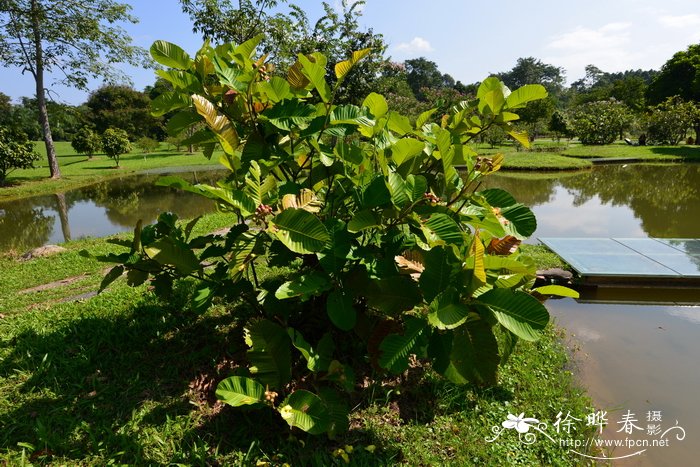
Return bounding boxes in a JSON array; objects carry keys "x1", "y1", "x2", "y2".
[
  {"x1": 614, "y1": 238, "x2": 679, "y2": 255},
  {"x1": 561, "y1": 253, "x2": 680, "y2": 276},
  {"x1": 646, "y1": 254, "x2": 700, "y2": 277}
]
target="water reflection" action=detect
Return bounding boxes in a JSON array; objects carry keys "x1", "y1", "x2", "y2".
[
  {"x1": 0, "y1": 171, "x2": 223, "y2": 252},
  {"x1": 484, "y1": 164, "x2": 700, "y2": 239}
]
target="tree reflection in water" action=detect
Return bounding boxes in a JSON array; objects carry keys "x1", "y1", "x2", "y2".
[{"x1": 0, "y1": 171, "x2": 223, "y2": 252}]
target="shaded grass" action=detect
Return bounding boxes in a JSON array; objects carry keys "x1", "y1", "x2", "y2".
[
  {"x1": 0, "y1": 223, "x2": 596, "y2": 465},
  {"x1": 1, "y1": 142, "x2": 221, "y2": 201}
]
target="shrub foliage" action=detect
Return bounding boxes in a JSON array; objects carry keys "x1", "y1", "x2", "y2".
[
  {"x1": 90, "y1": 37, "x2": 574, "y2": 437},
  {"x1": 0, "y1": 128, "x2": 40, "y2": 184}
]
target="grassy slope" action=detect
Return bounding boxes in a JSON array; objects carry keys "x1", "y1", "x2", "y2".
[
  {"x1": 0, "y1": 218, "x2": 589, "y2": 465},
  {"x1": 1, "y1": 142, "x2": 220, "y2": 200}
]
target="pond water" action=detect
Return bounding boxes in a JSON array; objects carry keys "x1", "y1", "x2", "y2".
[
  {"x1": 487, "y1": 164, "x2": 700, "y2": 466},
  {"x1": 0, "y1": 170, "x2": 223, "y2": 252}
]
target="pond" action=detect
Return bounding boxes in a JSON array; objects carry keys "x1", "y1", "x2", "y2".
[
  {"x1": 487, "y1": 164, "x2": 700, "y2": 466},
  {"x1": 0, "y1": 170, "x2": 223, "y2": 253}
]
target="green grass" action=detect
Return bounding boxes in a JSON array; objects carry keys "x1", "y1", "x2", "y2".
[
  {"x1": 472, "y1": 139, "x2": 700, "y2": 170},
  {"x1": 561, "y1": 141, "x2": 700, "y2": 160},
  {"x1": 1, "y1": 141, "x2": 220, "y2": 200},
  {"x1": 521, "y1": 244, "x2": 569, "y2": 270},
  {"x1": 0, "y1": 219, "x2": 595, "y2": 465}
]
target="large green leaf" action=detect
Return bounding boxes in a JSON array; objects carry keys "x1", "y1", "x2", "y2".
[
  {"x1": 505, "y1": 84, "x2": 547, "y2": 110},
  {"x1": 216, "y1": 376, "x2": 265, "y2": 407},
  {"x1": 379, "y1": 316, "x2": 427, "y2": 373},
  {"x1": 288, "y1": 329, "x2": 333, "y2": 373},
  {"x1": 263, "y1": 99, "x2": 317, "y2": 130},
  {"x1": 477, "y1": 77, "x2": 509, "y2": 114},
  {"x1": 245, "y1": 319, "x2": 292, "y2": 389},
  {"x1": 365, "y1": 276, "x2": 421, "y2": 315},
  {"x1": 347, "y1": 209, "x2": 379, "y2": 233},
  {"x1": 326, "y1": 290, "x2": 357, "y2": 331},
  {"x1": 419, "y1": 246, "x2": 461, "y2": 302},
  {"x1": 278, "y1": 390, "x2": 330, "y2": 435},
  {"x1": 405, "y1": 175, "x2": 428, "y2": 203},
  {"x1": 275, "y1": 272, "x2": 331, "y2": 301},
  {"x1": 258, "y1": 76, "x2": 291, "y2": 103},
  {"x1": 151, "y1": 92, "x2": 192, "y2": 117},
  {"x1": 271, "y1": 208, "x2": 330, "y2": 254},
  {"x1": 362, "y1": 92, "x2": 388, "y2": 118},
  {"x1": 476, "y1": 289, "x2": 549, "y2": 341},
  {"x1": 330, "y1": 105, "x2": 374, "y2": 126},
  {"x1": 424, "y1": 213, "x2": 466, "y2": 245},
  {"x1": 427, "y1": 288, "x2": 471, "y2": 330},
  {"x1": 429, "y1": 318, "x2": 499, "y2": 385},
  {"x1": 144, "y1": 238, "x2": 200, "y2": 275},
  {"x1": 298, "y1": 53, "x2": 331, "y2": 102},
  {"x1": 165, "y1": 110, "x2": 200, "y2": 136},
  {"x1": 387, "y1": 172, "x2": 409, "y2": 208},
  {"x1": 389, "y1": 138, "x2": 424, "y2": 166},
  {"x1": 150, "y1": 40, "x2": 192, "y2": 69}
]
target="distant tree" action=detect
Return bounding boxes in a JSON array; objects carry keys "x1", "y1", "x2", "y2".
[
  {"x1": 572, "y1": 65, "x2": 657, "y2": 111},
  {"x1": 548, "y1": 111, "x2": 572, "y2": 141},
  {"x1": 404, "y1": 57, "x2": 453, "y2": 100},
  {"x1": 496, "y1": 57, "x2": 564, "y2": 140},
  {"x1": 497, "y1": 57, "x2": 565, "y2": 96},
  {"x1": 101, "y1": 128, "x2": 131, "y2": 166},
  {"x1": 647, "y1": 44, "x2": 700, "y2": 104},
  {"x1": 71, "y1": 127, "x2": 102, "y2": 158},
  {"x1": 647, "y1": 43, "x2": 700, "y2": 139},
  {"x1": 86, "y1": 85, "x2": 164, "y2": 140},
  {"x1": 0, "y1": 128, "x2": 40, "y2": 184},
  {"x1": 570, "y1": 99, "x2": 633, "y2": 145},
  {"x1": 0, "y1": 0, "x2": 148, "y2": 180},
  {"x1": 135, "y1": 136, "x2": 159, "y2": 154},
  {"x1": 646, "y1": 97, "x2": 697, "y2": 145}
]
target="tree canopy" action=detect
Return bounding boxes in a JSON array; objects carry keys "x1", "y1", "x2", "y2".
[
  {"x1": 647, "y1": 43, "x2": 700, "y2": 105},
  {"x1": 0, "y1": 0, "x2": 149, "y2": 179}
]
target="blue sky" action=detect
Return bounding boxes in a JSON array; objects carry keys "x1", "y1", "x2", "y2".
[{"x1": 2, "y1": 0, "x2": 699, "y2": 105}]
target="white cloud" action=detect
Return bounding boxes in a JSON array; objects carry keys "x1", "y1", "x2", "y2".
[
  {"x1": 393, "y1": 37, "x2": 434, "y2": 56},
  {"x1": 543, "y1": 23, "x2": 643, "y2": 82},
  {"x1": 659, "y1": 14, "x2": 700, "y2": 28}
]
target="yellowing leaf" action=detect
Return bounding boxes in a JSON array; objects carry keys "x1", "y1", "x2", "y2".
[
  {"x1": 508, "y1": 130, "x2": 531, "y2": 149},
  {"x1": 470, "y1": 232, "x2": 486, "y2": 284},
  {"x1": 281, "y1": 189, "x2": 322, "y2": 213},
  {"x1": 334, "y1": 48, "x2": 372, "y2": 81},
  {"x1": 191, "y1": 94, "x2": 240, "y2": 155}
]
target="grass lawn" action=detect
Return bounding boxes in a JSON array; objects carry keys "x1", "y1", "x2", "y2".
[
  {"x1": 0, "y1": 213, "x2": 594, "y2": 465},
  {"x1": 1, "y1": 141, "x2": 220, "y2": 201},
  {"x1": 561, "y1": 141, "x2": 700, "y2": 160},
  {"x1": 470, "y1": 139, "x2": 700, "y2": 170}
]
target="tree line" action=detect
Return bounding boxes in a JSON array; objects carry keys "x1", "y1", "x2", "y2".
[{"x1": 1, "y1": 0, "x2": 699, "y2": 182}]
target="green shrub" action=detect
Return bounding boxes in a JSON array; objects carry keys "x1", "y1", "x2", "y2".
[
  {"x1": 646, "y1": 96, "x2": 697, "y2": 145},
  {"x1": 101, "y1": 128, "x2": 131, "y2": 166},
  {"x1": 89, "y1": 37, "x2": 574, "y2": 438},
  {"x1": 0, "y1": 128, "x2": 40, "y2": 184},
  {"x1": 135, "y1": 136, "x2": 160, "y2": 154},
  {"x1": 569, "y1": 99, "x2": 632, "y2": 144},
  {"x1": 71, "y1": 126, "x2": 102, "y2": 158}
]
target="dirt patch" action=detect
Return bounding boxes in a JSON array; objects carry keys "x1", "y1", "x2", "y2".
[{"x1": 18, "y1": 274, "x2": 90, "y2": 294}]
